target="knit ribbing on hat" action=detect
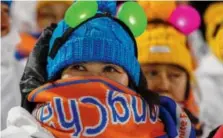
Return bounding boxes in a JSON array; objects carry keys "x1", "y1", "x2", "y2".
[
  {"x1": 137, "y1": 25, "x2": 193, "y2": 78},
  {"x1": 47, "y1": 17, "x2": 140, "y2": 85}
]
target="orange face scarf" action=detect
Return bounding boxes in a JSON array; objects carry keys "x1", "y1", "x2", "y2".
[{"x1": 28, "y1": 77, "x2": 166, "y2": 138}]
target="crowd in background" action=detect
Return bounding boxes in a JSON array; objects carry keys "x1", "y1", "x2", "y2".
[{"x1": 1, "y1": 1, "x2": 223, "y2": 138}]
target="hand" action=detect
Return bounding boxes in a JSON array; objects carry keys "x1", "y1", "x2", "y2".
[
  {"x1": 1, "y1": 106, "x2": 54, "y2": 138},
  {"x1": 20, "y1": 24, "x2": 57, "y2": 112}
]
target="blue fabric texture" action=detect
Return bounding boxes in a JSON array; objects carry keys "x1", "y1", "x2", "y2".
[
  {"x1": 159, "y1": 96, "x2": 196, "y2": 138},
  {"x1": 14, "y1": 51, "x2": 25, "y2": 60},
  {"x1": 97, "y1": 1, "x2": 117, "y2": 16},
  {"x1": 47, "y1": 17, "x2": 140, "y2": 86}
]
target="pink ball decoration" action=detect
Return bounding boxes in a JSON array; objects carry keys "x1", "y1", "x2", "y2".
[{"x1": 168, "y1": 5, "x2": 201, "y2": 35}]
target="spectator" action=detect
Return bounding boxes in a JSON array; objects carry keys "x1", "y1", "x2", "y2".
[
  {"x1": 1, "y1": 0, "x2": 23, "y2": 130},
  {"x1": 33, "y1": 1, "x2": 72, "y2": 39},
  {"x1": 137, "y1": 21, "x2": 203, "y2": 136},
  {"x1": 196, "y1": 2, "x2": 223, "y2": 137},
  {"x1": 14, "y1": 1, "x2": 72, "y2": 64}
]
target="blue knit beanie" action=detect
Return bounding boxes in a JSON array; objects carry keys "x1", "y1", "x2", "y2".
[{"x1": 47, "y1": 16, "x2": 140, "y2": 86}]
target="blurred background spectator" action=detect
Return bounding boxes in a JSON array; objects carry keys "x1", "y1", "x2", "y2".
[
  {"x1": 34, "y1": 1, "x2": 72, "y2": 38},
  {"x1": 136, "y1": 1, "x2": 204, "y2": 136},
  {"x1": 1, "y1": 0, "x2": 72, "y2": 130},
  {"x1": 1, "y1": 0, "x2": 23, "y2": 130},
  {"x1": 195, "y1": 2, "x2": 223, "y2": 137},
  {"x1": 12, "y1": 1, "x2": 72, "y2": 63},
  {"x1": 137, "y1": 1, "x2": 223, "y2": 137},
  {"x1": 137, "y1": 23, "x2": 204, "y2": 137}
]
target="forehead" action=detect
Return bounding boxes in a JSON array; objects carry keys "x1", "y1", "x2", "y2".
[
  {"x1": 39, "y1": 2, "x2": 69, "y2": 10},
  {"x1": 51, "y1": 2, "x2": 70, "y2": 8},
  {"x1": 38, "y1": 4, "x2": 54, "y2": 13},
  {"x1": 142, "y1": 63, "x2": 186, "y2": 72}
]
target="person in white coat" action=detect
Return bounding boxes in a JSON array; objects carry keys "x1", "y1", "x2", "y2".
[
  {"x1": 196, "y1": 44, "x2": 223, "y2": 138},
  {"x1": 196, "y1": 2, "x2": 223, "y2": 137},
  {"x1": 1, "y1": 0, "x2": 23, "y2": 130}
]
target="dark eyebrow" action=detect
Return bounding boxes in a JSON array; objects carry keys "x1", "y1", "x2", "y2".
[
  {"x1": 103, "y1": 63, "x2": 119, "y2": 66},
  {"x1": 72, "y1": 62, "x2": 87, "y2": 65},
  {"x1": 104, "y1": 64, "x2": 125, "y2": 71},
  {"x1": 213, "y1": 23, "x2": 223, "y2": 38}
]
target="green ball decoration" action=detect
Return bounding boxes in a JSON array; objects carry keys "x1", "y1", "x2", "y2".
[
  {"x1": 64, "y1": 1, "x2": 98, "y2": 28},
  {"x1": 117, "y1": 2, "x2": 147, "y2": 37}
]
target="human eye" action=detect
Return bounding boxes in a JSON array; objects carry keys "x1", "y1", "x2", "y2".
[
  {"x1": 148, "y1": 70, "x2": 159, "y2": 77},
  {"x1": 2, "y1": 7, "x2": 9, "y2": 15},
  {"x1": 169, "y1": 73, "x2": 181, "y2": 79},
  {"x1": 70, "y1": 64, "x2": 87, "y2": 71},
  {"x1": 103, "y1": 65, "x2": 119, "y2": 73}
]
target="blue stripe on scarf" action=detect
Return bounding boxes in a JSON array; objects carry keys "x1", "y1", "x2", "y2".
[
  {"x1": 156, "y1": 135, "x2": 169, "y2": 138},
  {"x1": 189, "y1": 127, "x2": 196, "y2": 138},
  {"x1": 159, "y1": 96, "x2": 196, "y2": 138},
  {"x1": 159, "y1": 96, "x2": 177, "y2": 124},
  {"x1": 159, "y1": 106, "x2": 178, "y2": 138}
]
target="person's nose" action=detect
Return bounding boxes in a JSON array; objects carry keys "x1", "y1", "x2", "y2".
[
  {"x1": 155, "y1": 74, "x2": 170, "y2": 93},
  {"x1": 87, "y1": 71, "x2": 104, "y2": 77}
]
